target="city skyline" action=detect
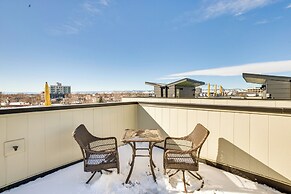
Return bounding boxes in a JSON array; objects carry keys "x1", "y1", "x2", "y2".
[{"x1": 1, "y1": 0, "x2": 291, "y2": 92}]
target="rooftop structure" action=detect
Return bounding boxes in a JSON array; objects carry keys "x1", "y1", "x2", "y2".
[
  {"x1": 146, "y1": 78, "x2": 205, "y2": 98},
  {"x1": 243, "y1": 73, "x2": 291, "y2": 99}
]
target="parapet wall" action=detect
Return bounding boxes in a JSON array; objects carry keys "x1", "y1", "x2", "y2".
[
  {"x1": 0, "y1": 102, "x2": 137, "y2": 189},
  {"x1": 1, "y1": 98, "x2": 291, "y2": 192},
  {"x1": 124, "y1": 98, "x2": 291, "y2": 191}
]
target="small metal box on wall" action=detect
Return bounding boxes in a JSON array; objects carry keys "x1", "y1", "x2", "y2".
[{"x1": 4, "y1": 138, "x2": 25, "y2": 157}]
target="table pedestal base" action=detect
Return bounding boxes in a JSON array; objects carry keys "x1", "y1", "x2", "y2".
[{"x1": 125, "y1": 142, "x2": 158, "y2": 184}]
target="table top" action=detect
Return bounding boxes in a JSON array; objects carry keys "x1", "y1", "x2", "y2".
[{"x1": 122, "y1": 129, "x2": 163, "y2": 143}]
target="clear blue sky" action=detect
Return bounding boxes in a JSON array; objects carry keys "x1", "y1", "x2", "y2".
[{"x1": 1, "y1": 0, "x2": 291, "y2": 92}]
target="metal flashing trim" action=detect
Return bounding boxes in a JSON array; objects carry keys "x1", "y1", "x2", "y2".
[
  {"x1": 0, "y1": 102, "x2": 138, "y2": 115},
  {"x1": 138, "y1": 101, "x2": 291, "y2": 114}
]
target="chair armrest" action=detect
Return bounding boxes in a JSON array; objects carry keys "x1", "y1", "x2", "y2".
[
  {"x1": 96, "y1": 137, "x2": 117, "y2": 141},
  {"x1": 165, "y1": 136, "x2": 187, "y2": 141},
  {"x1": 164, "y1": 137, "x2": 191, "y2": 151},
  {"x1": 165, "y1": 146, "x2": 198, "y2": 155},
  {"x1": 84, "y1": 147, "x2": 117, "y2": 155},
  {"x1": 90, "y1": 137, "x2": 117, "y2": 144}
]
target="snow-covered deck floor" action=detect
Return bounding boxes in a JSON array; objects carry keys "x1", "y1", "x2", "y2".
[{"x1": 3, "y1": 144, "x2": 282, "y2": 194}]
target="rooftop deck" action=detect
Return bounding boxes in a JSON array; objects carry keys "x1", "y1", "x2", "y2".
[
  {"x1": 0, "y1": 99, "x2": 291, "y2": 193},
  {"x1": 2, "y1": 144, "x2": 281, "y2": 194}
]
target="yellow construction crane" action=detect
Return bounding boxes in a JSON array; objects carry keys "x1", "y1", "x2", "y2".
[{"x1": 44, "y1": 82, "x2": 51, "y2": 106}]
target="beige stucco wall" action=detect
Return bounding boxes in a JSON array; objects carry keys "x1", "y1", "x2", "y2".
[
  {"x1": 136, "y1": 102, "x2": 291, "y2": 186},
  {"x1": 0, "y1": 104, "x2": 137, "y2": 188}
]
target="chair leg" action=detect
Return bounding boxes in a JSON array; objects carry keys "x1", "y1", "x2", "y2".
[
  {"x1": 168, "y1": 170, "x2": 180, "y2": 177},
  {"x1": 86, "y1": 171, "x2": 97, "y2": 184},
  {"x1": 116, "y1": 151, "x2": 120, "y2": 174},
  {"x1": 182, "y1": 170, "x2": 187, "y2": 193},
  {"x1": 167, "y1": 169, "x2": 203, "y2": 192},
  {"x1": 187, "y1": 171, "x2": 202, "y2": 180},
  {"x1": 187, "y1": 171, "x2": 204, "y2": 191}
]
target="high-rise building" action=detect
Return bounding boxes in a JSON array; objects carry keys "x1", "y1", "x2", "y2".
[{"x1": 50, "y1": 82, "x2": 71, "y2": 99}]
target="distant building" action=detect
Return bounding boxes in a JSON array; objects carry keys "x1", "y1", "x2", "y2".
[
  {"x1": 50, "y1": 82, "x2": 71, "y2": 99},
  {"x1": 245, "y1": 87, "x2": 263, "y2": 97},
  {"x1": 145, "y1": 78, "x2": 205, "y2": 98},
  {"x1": 247, "y1": 87, "x2": 263, "y2": 93},
  {"x1": 243, "y1": 73, "x2": 291, "y2": 99}
]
